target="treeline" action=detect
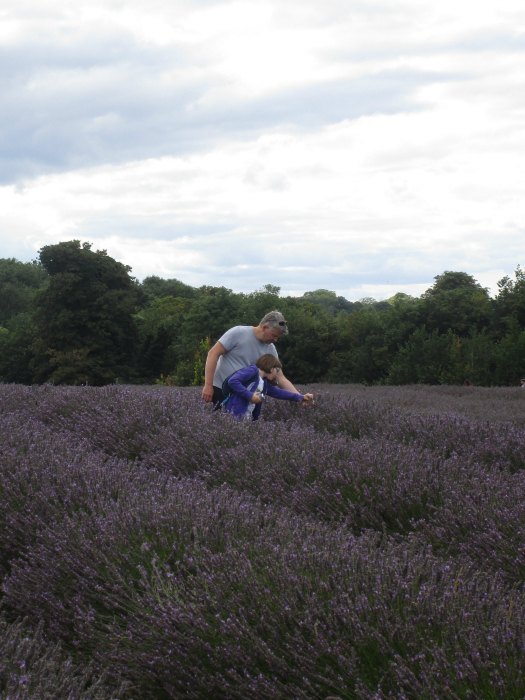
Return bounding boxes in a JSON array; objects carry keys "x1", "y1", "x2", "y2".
[{"x1": 1, "y1": 240, "x2": 524, "y2": 387}]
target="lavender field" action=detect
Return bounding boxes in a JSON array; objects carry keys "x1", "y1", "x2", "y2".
[{"x1": 1, "y1": 383, "x2": 524, "y2": 699}]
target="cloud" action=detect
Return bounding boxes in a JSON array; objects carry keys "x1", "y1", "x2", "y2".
[
  {"x1": 0, "y1": 0, "x2": 465, "y2": 183},
  {"x1": 0, "y1": 0, "x2": 524, "y2": 300},
  {"x1": 0, "y1": 33, "x2": 438, "y2": 184}
]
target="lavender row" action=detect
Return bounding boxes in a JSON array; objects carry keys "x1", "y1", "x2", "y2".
[
  {"x1": 264, "y1": 387, "x2": 525, "y2": 472},
  {"x1": 1, "y1": 383, "x2": 525, "y2": 697},
  {"x1": 0, "y1": 610, "x2": 126, "y2": 699},
  {"x1": 5, "y1": 384, "x2": 525, "y2": 472},
  {"x1": 2, "y1": 467, "x2": 524, "y2": 699},
  {"x1": 1, "y1": 384, "x2": 524, "y2": 584}
]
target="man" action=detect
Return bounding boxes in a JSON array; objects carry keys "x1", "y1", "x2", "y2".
[{"x1": 201, "y1": 310, "x2": 300, "y2": 407}]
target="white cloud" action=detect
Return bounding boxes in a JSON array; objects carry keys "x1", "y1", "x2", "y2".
[{"x1": 0, "y1": 0, "x2": 524, "y2": 299}]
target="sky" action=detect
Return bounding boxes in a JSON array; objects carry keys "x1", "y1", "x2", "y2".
[{"x1": 0, "y1": 0, "x2": 524, "y2": 301}]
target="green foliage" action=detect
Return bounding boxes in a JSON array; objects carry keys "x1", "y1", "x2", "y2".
[
  {"x1": 183, "y1": 286, "x2": 243, "y2": 341},
  {"x1": 141, "y1": 275, "x2": 196, "y2": 302},
  {"x1": 326, "y1": 306, "x2": 392, "y2": 383},
  {"x1": 386, "y1": 329, "x2": 499, "y2": 386},
  {"x1": 32, "y1": 241, "x2": 140, "y2": 385},
  {"x1": 193, "y1": 337, "x2": 211, "y2": 386},
  {"x1": 421, "y1": 271, "x2": 492, "y2": 336},
  {"x1": 0, "y1": 258, "x2": 47, "y2": 325},
  {"x1": 135, "y1": 296, "x2": 192, "y2": 381},
  {"x1": 276, "y1": 300, "x2": 336, "y2": 383},
  {"x1": 423, "y1": 271, "x2": 483, "y2": 295},
  {"x1": 302, "y1": 288, "x2": 355, "y2": 314},
  {"x1": 455, "y1": 331, "x2": 497, "y2": 386},
  {"x1": 494, "y1": 265, "x2": 525, "y2": 332},
  {"x1": 241, "y1": 284, "x2": 282, "y2": 323},
  {"x1": 0, "y1": 313, "x2": 36, "y2": 383},
  {"x1": 2, "y1": 249, "x2": 525, "y2": 387},
  {"x1": 386, "y1": 329, "x2": 454, "y2": 385},
  {"x1": 492, "y1": 330, "x2": 525, "y2": 385}
]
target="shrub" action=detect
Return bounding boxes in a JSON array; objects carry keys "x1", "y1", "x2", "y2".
[{"x1": 1, "y1": 383, "x2": 525, "y2": 698}]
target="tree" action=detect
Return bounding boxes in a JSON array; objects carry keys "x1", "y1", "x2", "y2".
[
  {"x1": 383, "y1": 293, "x2": 423, "y2": 349},
  {"x1": 421, "y1": 271, "x2": 492, "y2": 336},
  {"x1": 492, "y1": 330, "x2": 525, "y2": 385},
  {"x1": 241, "y1": 285, "x2": 282, "y2": 324},
  {"x1": 328, "y1": 306, "x2": 390, "y2": 383},
  {"x1": 135, "y1": 296, "x2": 193, "y2": 382},
  {"x1": 301, "y1": 289, "x2": 355, "y2": 315},
  {"x1": 386, "y1": 329, "x2": 457, "y2": 384},
  {"x1": 0, "y1": 313, "x2": 36, "y2": 383},
  {"x1": 490, "y1": 268, "x2": 525, "y2": 384},
  {"x1": 423, "y1": 271, "x2": 481, "y2": 295},
  {"x1": 33, "y1": 241, "x2": 140, "y2": 385},
  {"x1": 494, "y1": 266, "x2": 525, "y2": 332},
  {"x1": 141, "y1": 276, "x2": 197, "y2": 302},
  {"x1": 182, "y1": 286, "x2": 243, "y2": 343},
  {"x1": 0, "y1": 258, "x2": 47, "y2": 325},
  {"x1": 0, "y1": 259, "x2": 48, "y2": 383},
  {"x1": 277, "y1": 300, "x2": 336, "y2": 383}
]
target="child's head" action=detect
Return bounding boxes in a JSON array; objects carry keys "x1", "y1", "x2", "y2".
[{"x1": 256, "y1": 354, "x2": 282, "y2": 381}]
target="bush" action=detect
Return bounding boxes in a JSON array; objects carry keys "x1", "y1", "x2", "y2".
[{"x1": 1, "y1": 383, "x2": 524, "y2": 698}]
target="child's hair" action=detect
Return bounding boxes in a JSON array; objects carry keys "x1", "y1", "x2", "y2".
[{"x1": 256, "y1": 354, "x2": 283, "y2": 373}]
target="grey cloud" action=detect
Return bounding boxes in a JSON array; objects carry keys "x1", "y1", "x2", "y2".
[
  {"x1": 452, "y1": 30, "x2": 525, "y2": 53},
  {"x1": 0, "y1": 40, "x2": 207, "y2": 180},
  {"x1": 206, "y1": 261, "x2": 432, "y2": 299},
  {"x1": 205, "y1": 69, "x2": 434, "y2": 131},
  {"x1": 1, "y1": 16, "x2": 442, "y2": 185},
  {"x1": 179, "y1": 232, "x2": 442, "y2": 291},
  {"x1": 76, "y1": 216, "x2": 231, "y2": 242},
  {"x1": 214, "y1": 257, "x2": 500, "y2": 301}
]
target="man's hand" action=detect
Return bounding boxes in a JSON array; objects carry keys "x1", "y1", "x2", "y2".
[
  {"x1": 202, "y1": 341, "x2": 226, "y2": 403},
  {"x1": 202, "y1": 383, "x2": 214, "y2": 403}
]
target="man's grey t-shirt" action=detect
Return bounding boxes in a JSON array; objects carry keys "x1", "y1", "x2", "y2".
[{"x1": 213, "y1": 326, "x2": 278, "y2": 388}]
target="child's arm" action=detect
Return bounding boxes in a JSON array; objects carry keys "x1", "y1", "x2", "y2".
[
  {"x1": 265, "y1": 384, "x2": 307, "y2": 402},
  {"x1": 227, "y1": 366, "x2": 260, "y2": 403}
]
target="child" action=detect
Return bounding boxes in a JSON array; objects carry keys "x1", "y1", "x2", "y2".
[{"x1": 222, "y1": 354, "x2": 314, "y2": 421}]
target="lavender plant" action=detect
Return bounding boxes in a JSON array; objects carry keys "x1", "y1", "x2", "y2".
[
  {"x1": 1, "y1": 382, "x2": 524, "y2": 698},
  {"x1": 0, "y1": 609, "x2": 126, "y2": 699}
]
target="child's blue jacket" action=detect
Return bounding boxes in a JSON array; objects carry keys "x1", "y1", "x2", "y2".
[{"x1": 224, "y1": 364, "x2": 303, "y2": 420}]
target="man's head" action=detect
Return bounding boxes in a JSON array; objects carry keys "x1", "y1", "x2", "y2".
[{"x1": 258, "y1": 310, "x2": 288, "y2": 342}]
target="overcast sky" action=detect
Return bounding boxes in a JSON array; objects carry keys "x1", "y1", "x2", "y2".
[{"x1": 1, "y1": 0, "x2": 524, "y2": 300}]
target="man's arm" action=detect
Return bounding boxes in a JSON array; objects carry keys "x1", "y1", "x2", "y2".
[
  {"x1": 276, "y1": 372, "x2": 300, "y2": 394},
  {"x1": 201, "y1": 341, "x2": 226, "y2": 402}
]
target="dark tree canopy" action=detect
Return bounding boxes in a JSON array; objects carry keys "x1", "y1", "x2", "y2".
[
  {"x1": 495, "y1": 265, "x2": 525, "y2": 331},
  {"x1": 423, "y1": 271, "x2": 486, "y2": 297},
  {"x1": 141, "y1": 275, "x2": 197, "y2": 301},
  {"x1": 1, "y1": 246, "x2": 525, "y2": 387},
  {"x1": 33, "y1": 241, "x2": 139, "y2": 385},
  {"x1": 420, "y1": 270, "x2": 491, "y2": 336},
  {"x1": 0, "y1": 258, "x2": 47, "y2": 325}
]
